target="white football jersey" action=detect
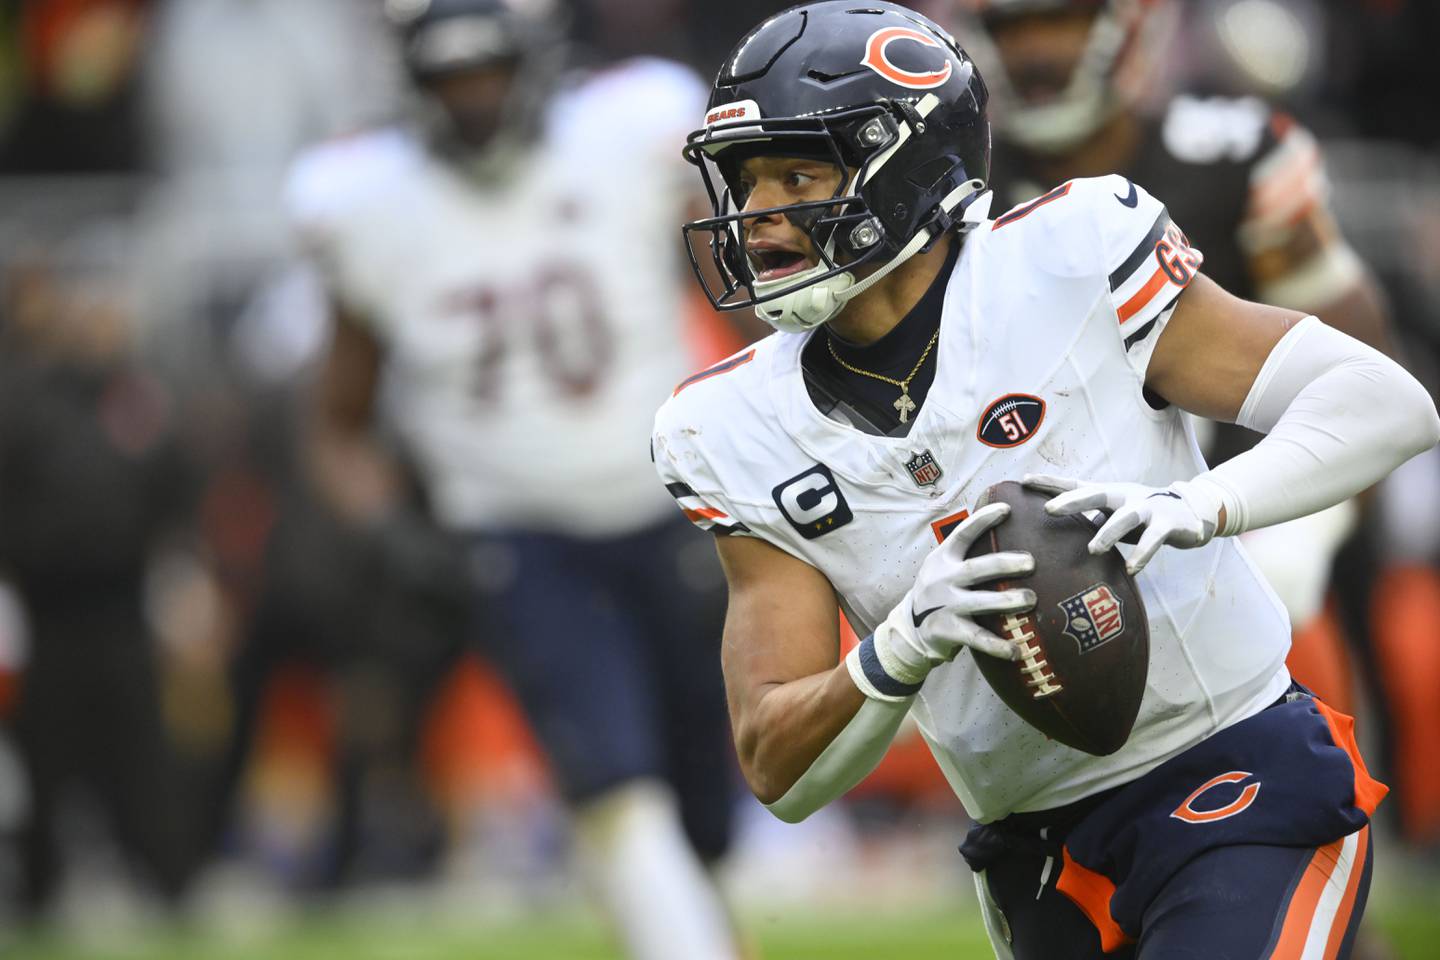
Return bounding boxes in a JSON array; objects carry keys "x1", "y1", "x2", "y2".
[
  {"x1": 654, "y1": 175, "x2": 1293, "y2": 823},
  {"x1": 288, "y1": 58, "x2": 707, "y2": 536}
]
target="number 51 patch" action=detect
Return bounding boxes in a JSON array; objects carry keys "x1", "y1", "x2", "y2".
[{"x1": 977, "y1": 393, "x2": 1046, "y2": 448}]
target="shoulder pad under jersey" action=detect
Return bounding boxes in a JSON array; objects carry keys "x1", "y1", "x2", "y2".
[{"x1": 285, "y1": 127, "x2": 425, "y2": 237}]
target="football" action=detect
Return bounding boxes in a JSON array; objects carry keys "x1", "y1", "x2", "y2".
[{"x1": 965, "y1": 481, "x2": 1150, "y2": 756}]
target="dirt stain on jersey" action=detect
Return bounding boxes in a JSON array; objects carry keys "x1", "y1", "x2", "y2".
[{"x1": 1036, "y1": 434, "x2": 1071, "y2": 468}]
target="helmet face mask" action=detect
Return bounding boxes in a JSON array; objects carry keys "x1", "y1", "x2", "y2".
[
  {"x1": 682, "y1": 2, "x2": 992, "y2": 334},
  {"x1": 684, "y1": 106, "x2": 906, "y2": 322}
]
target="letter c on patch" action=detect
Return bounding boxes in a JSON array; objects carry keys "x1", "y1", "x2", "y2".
[{"x1": 1171, "y1": 771, "x2": 1262, "y2": 824}]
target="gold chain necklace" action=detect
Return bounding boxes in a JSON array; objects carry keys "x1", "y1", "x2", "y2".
[{"x1": 826, "y1": 328, "x2": 940, "y2": 424}]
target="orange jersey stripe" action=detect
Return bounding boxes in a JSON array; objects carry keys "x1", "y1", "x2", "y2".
[
  {"x1": 683, "y1": 506, "x2": 728, "y2": 522},
  {"x1": 1312, "y1": 698, "x2": 1389, "y2": 817},
  {"x1": 930, "y1": 510, "x2": 969, "y2": 544},
  {"x1": 993, "y1": 182, "x2": 1073, "y2": 229},
  {"x1": 1117, "y1": 265, "x2": 1171, "y2": 323},
  {"x1": 1322, "y1": 826, "x2": 1369, "y2": 960},
  {"x1": 1270, "y1": 836, "x2": 1346, "y2": 959},
  {"x1": 1056, "y1": 848, "x2": 1133, "y2": 953},
  {"x1": 673, "y1": 349, "x2": 756, "y2": 396}
]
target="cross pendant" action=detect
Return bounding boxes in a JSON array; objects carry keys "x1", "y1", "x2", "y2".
[{"x1": 894, "y1": 390, "x2": 917, "y2": 423}]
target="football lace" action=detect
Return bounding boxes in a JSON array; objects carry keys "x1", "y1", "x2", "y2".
[{"x1": 1001, "y1": 613, "x2": 1063, "y2": 699}]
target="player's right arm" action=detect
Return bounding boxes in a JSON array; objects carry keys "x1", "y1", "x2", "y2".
[
  {"x1": 711, "y1": 506, "x2": 1033, "y2": 822},
  {"x1": 714, "y1": 534, "x2": 863, "y2": 806},
  {"x1": 305, "y1": 304, "x2": 401, "y2": 524},
  {"x1": 285, "y1": 133, "x2": 413, "y2": 525}
]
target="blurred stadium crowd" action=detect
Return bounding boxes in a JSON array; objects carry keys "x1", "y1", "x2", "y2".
[{"x1": 0, "y1": 0, "x2": 1436, "y2": 952}]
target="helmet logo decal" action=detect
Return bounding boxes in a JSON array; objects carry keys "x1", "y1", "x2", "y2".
[
  {"x1": 704, "y1": 99, "x2": 761, "y2": 128},
  {"x1": 860, "y1": 27, "x2": 953, "y2": 90}
]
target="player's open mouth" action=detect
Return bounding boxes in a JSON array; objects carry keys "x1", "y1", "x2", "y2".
[{"x1": 749, "y1": 246, "x2": 813, "y2": 282}]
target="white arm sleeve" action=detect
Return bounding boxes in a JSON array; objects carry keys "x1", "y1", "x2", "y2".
[
  {"x1": 763, "y1": 695, "x2": 910, "y2": 824},
  {"x1": 1193, "y1": 317, "x2": 1440, "y2": 536}
]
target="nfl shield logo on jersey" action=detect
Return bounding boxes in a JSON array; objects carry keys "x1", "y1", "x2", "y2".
[
  {"x1": 1059, "y1": 583, "x2": 1125, "y2": 653},
  {"x1": 904, "y1": 450, "x2": 943, "y2": 487}
]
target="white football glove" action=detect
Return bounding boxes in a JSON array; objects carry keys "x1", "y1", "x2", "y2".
[
  {"x1": 848, "y1": 503, "x2": 1035, "y2": 702},
  {"x1": 1023, "y1": 473, "x2": 1225, "y2": 575}
]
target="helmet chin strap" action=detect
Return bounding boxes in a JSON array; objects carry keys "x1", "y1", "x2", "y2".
[{"x1": 755, "y1": 179, "x2": 987, "y2": 334}]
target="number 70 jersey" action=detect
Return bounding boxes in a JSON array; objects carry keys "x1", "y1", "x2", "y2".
[
  {"x1": 287, "y1": 59, "x2": 707, "y2": 536},
  {"x1": 653, "y1": 176, "x2": 1293, "y2": 822}
]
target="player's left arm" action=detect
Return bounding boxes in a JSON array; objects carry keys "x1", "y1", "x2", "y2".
[{"x1": 1031, "y1": 274, "x2": 1440, "y2": 572}]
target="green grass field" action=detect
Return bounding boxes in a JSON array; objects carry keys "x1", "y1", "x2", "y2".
[{"x1": 11, "y1": 896, "x2": 1440, "y2": 959}]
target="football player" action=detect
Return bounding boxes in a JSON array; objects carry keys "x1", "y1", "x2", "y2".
[
  {"x1": 289, "y1": 2, "x2": 741, "y2": 957},
  {"x1": 955, "y1": 0, "x2": 1391, "y2": 710},
  {"x1": 655, "y1": 3, "x2": 1439, "y2": 958}
]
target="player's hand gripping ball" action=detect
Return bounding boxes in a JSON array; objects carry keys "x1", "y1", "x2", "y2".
[
  {"x1": 964, "y1": 481, "x2": 1150, "y2": 756},
  {"x1": 1023, "y1": 473, "x2": 1220, "y2": 574}
]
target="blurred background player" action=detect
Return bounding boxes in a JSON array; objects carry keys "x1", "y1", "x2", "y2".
[
  {"x1": 0, "y1": 212, "x2": 199, "y2": 922},
  {"x1": 287, "y1": 1, "x2": 744, "y2": 957},
  {"x1": 947, "y1": 0, "x2": 1389, "y2": 734}
]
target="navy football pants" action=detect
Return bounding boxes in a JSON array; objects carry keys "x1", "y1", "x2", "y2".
[
  {"x1": 965, "y1": 688, "x2": 1383, "y2": 959},
  {"x1": 467, "y1": 514, "x2": 736, "y2": 861},
  {"x1": 975, "y1": 823, "x2": 1373, "y2": 959}
]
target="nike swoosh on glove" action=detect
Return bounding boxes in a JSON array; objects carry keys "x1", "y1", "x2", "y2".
[
  {"x1": 852, "y1": 503, "x2": 1036, "y2": 702},
  {"x1": 1022, "y1": 473, "x2": 1224, "y2": 575}
]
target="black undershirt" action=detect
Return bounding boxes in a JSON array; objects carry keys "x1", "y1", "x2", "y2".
[{"x1": 801, "y1": 238, "x2": 960, "y2": 437}]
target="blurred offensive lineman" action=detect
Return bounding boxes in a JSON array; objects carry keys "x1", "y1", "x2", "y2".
[
  {"x1": 957, "y1": 0, "x2": 1391, "y2": 708},
  {"x1": 653, "y1": 3, "x2": 1439, "y2": 958},
  {"x1": 288, "y1": 2, "x2": 742, "y2": 957}
]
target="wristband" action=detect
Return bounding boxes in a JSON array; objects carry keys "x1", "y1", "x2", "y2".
[{"x1": 846, "y1": 635, "x2": 924, "y2": 703}]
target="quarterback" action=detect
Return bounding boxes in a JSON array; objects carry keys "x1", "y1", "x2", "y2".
[
  {"x1": 291, "y1": 2, "x2": 742, "y2": 958},
  {"x1": 653, "y1": 2, "x2": 1439, "y2": 958}
]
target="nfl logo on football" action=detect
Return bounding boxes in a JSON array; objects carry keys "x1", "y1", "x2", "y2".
[
  {"x1": 904, "y1": 449, "x2": 943, "y2": 487},
  {"x1": 1059, "y1": 583, "x2": 1125, "y2": 653}
]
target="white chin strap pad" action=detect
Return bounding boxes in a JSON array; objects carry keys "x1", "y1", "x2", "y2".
[
  {"x1": 755, "y1": 265, "x2": 856, "y2": 333},
  {"x1": 754, "y1": 180, "x2": 987, "y2": 335}
]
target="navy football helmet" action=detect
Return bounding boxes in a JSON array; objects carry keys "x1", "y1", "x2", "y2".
[
  {"x1": 384, "y1": 0, "x2": 564, "y2": 161},
  {"x1": 386, "y1": 0, "x2": 556, "y2": 79},
  {"x1": 683, "y1": 1, "x2": 991, "y2": 333}
]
